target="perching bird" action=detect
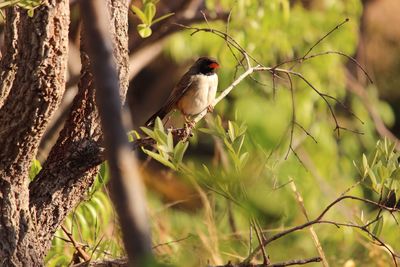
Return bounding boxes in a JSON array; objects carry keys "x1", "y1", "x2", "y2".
[{"x1": 145, "y1": 56, "x2": 219, "y2": 127}]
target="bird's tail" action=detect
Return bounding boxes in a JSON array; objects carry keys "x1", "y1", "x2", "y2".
[{"x1": 145, "y1": 107, "x2": 169, "y2": 127}]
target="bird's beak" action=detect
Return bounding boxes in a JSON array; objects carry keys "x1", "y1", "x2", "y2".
[{"x1": 209, "y1": 62, "x2": 220, "y2": 69}]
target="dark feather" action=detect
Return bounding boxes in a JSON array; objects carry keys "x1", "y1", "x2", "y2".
[{"x1": 145, "y1": 72, "x2": 194, "y2": 127}]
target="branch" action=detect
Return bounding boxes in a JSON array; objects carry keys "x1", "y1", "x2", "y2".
[
  {"x1": 244, "y1": 195, "x2": 400, "y2": 265},
  {"x1": 61, "y1": 225, "x2": 91, "y2": 262},
  {"x1": 81, "y1": 0, "x2": 152, "y2": 266},
  {"x1": 210, "y1": 257, "x2": 322, "y2": 267}
]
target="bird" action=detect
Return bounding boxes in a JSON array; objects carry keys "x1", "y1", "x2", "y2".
[{"x1": 145, "y1": 56, "x2": 220, "y2": 127}]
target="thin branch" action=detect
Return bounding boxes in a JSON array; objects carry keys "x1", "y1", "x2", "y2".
[
  {"x1": 303, "y1": 18, "x2": 349, "y2": 58},
  {"x1": 282, "y1": 18, "x2": 350, "y2": 71},
  {"x1": 152, "y1": 234, "x2": 193, "y2": 250},
  {"x1": 317, "y1": 220, "x2": 399, "y2": 264},
  {"x1": 61, "y1": 225, "x2": 91, "y2": 262},
  {"x1": 210, "y1": 257, "x2": 322, "y2": 267},
  {"x1": 285, "y1": 73, "x2": 295, "y2": 159},
  {"x1": 290, "y1": 180, "x2": 330, "y2": 267},
  {"x1": 304, "y1": 51, "x2": 372, "y2": 83},
  {"x1": 294, "y1": 122, "x2": 318, "y2": 144},
  {"x1": 244, "y1": 195, "x2": 400, "y2": 264},
  {"x1": 251, "y1": 219, "x2": 269, "y2": 265}
]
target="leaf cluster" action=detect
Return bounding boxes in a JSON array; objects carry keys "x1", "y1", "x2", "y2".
[
  {"x1": 140, "y1": 118, "x2": 189, "y2": 170},
  {"x1": 0, "y1": 0, "x2": 41, "y2": 17},
  {"x1": 356, "y1": 138, "x2": 400, "y2": 203},
  {"x1": 130, "y1": 0, "x2": 174, "y2": 38}
]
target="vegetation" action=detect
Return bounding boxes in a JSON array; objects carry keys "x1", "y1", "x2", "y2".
[{"x1": 1, "y1": 0, "x2": 399, "y2": 266}]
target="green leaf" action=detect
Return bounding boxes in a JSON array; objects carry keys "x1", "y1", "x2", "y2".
[
  {"x1": 152, "y1": 12, "x2": 175, "y2": 25},
  {"x1": 174, "y1": 141, "x2": 189, "y2": 164},
  {"x1": 0, "y1": 0, "x2": 20, "y2": 9},
  {"x1": 198, "y1": 127, "x2": 215, "y2": 135},
  {"x1": 154, "y1": 117, "x2": 164, "y2": 132},
  {"x1": 90, "y1": 195, "x2": 106, "y2": 218},
  {"x1": 130, "y1": 5, "x2": 148, "y2": 24},
  {"x1": 143, "y1": 148, "x2": 176, "y2": 170},
  {"x1": 82, "y1": 202, "x2": 98, "y2": 223},
  {"x1": 368, "y1": 168, "x2": 377, "y2": 187},
  {"x1": 140, "y1": 126, "x2": 155, "y2": 139},
  {"x1": 236, "y1": 134, "x2": 245, "y2": 154},
  {"x1": 167, "y1": 131, "x2": 174, "y2": 152},
  {"x1": 144, "y1": 2, "x2": 156, "y2": 23},
  {"x1": 74, "y1": 209, "x2": 89, "y2": 236},
  {"x1": 372, "y1": 217, "x2": 384, "y2": 237},
  {"x1": 362, "y1": 154, "x2": 369, "y2": 178},
  {"x1": 154, "y1": 129, "x2": 168, "y2": 146},
  {"x1": 29, "y1": 159, "x2": 42, "y2": 181},
  {"x1": 137, "y1": 24, "x2": 152, "y2": 38},
  {"x1": 354, "y1": 211, "x2": 364, "y2": 225},
  {"x1": 46, "y1": 254, "x2": 69, "y2": 267},
  {"x1": 27, "y1": 8, "x2": 34, "y2": 17},
  {"x1": 239, "y1": 152, "x2": 249, "y2": 170},
  {"x1": 393, "y1": 168, "x2": 400, "y2": 181},
  {"x1": 223, "y1": 137, "x2": 235, "y2": 153},
  {"x1": 377, "y1": 165, "x2": 388, "y2": 183},
  {"x1": 202, "y1": 164, "x2": 211, "y2": 177},
  {"x1": 228, "y1": 121, "x2": 235, "y2": 142}
]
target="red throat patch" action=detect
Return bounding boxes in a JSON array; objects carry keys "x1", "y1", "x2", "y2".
[{"x1": 209, "y1": 62, "x2": 220, "y2": 69}]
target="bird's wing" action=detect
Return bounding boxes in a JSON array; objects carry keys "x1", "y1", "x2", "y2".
[
  {"x1": 162, "y1": 71, "x2": 194, "y2": 111},
  {"x1": 145, "y1": 71, "x2": 194, "y2": 126}
]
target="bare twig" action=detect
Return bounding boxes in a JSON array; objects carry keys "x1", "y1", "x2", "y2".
[
  {"x1": 152, "y1": 234, "x2": 193, "y2": 250},
  {"x1": 244, "y1": 195, "x2": 400, "y2": 265},
  {"x1": 251, "y1": 219, "x2": 269, "y2": 265},
  {"x1": 210, "y1": 257, "x2": 322, "y2": 267},
  {"x1": 61, "y1": 225, "x2": 91, "y2": 262},
  {"x1": 284, "y1": 18, "x2": 350, "y2": 71},
  {"x1": 290, "y1": 180, "x2": 329, "y2": 267},
  {"x1": 285, "y1": 73, "x2": 295, "y2": 160}
]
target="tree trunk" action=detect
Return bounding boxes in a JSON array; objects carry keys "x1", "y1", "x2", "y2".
[
  {"x1": 0, "y1": 0, "x2": 69, "y2": 265},
  {"x1": 29, "y1": 0, "x2": 130, "y2": 263},
  {"x1": 0, "y1": 7, "x2": 20, "y2": 108},
  {"x1": 0, "y1": 0, "x2": 130, "y2": 265}
]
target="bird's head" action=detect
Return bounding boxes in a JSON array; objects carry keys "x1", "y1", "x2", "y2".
[{"x1": 192, "y1": 56, "x2": 220, "y2": 75}]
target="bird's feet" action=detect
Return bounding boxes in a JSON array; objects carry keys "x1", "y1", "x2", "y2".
[
  {"x1": 207, "y1": 105, "x2": 214, "y2": 113},
  {"x1": 184, "y1": 117, "x2": 195, "y2": 129}
]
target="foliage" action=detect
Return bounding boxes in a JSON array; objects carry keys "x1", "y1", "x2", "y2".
[
  {"x1": 130, "y1": 0, "x2": 174, "y2": 38},
  {"x1": 357, "y1": 138, "x2": 400, "y2": 203},
  {"x1": 0, "y1": 0, "x2": 42, "y2": 17},
  {"x1": 44, "y1": 163, "x2": 125, "y2": 266},
  {"x1": 140, "y1": 118, "x2": 189, "y2": 171},
  {"x1": 41, "y1": 0, "x2": 400, "y2": 266}
]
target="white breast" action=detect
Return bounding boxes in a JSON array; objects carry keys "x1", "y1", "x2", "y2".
[{"x1": 178, "y1": 73, "x2": 218, "y2": 115}]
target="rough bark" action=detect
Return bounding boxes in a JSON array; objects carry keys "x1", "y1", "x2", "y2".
[
  {"x1": 29, "y1": 0, "x2": 130, "y2": 263},
  {"x1": 0, "y1": 7, "x2": 20, "y2": 108},
  {"x1": 0, "y1": 0, "x2": 69, "y2": 265},
  {"x1": 80, "y1": 0, "x2": 152, "y2": 265}
]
